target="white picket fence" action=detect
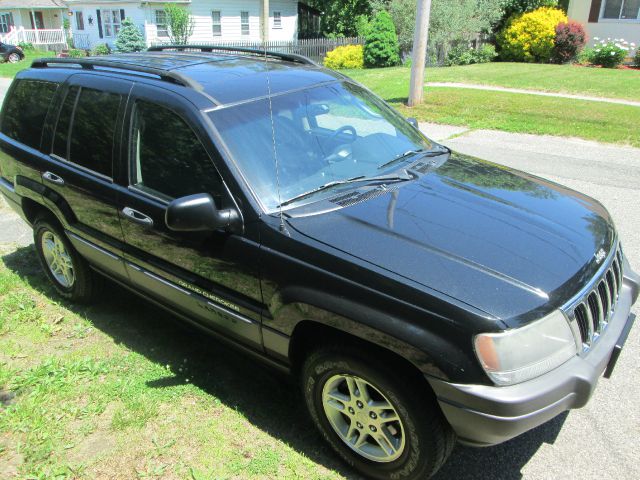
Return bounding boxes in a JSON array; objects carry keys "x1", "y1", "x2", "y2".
[
  {"x1": 0, "y1": 26, "x2": 67, "y2": 49},
  {"x1": 152, "y1": 37, "x2": 365, "y2": 63}
]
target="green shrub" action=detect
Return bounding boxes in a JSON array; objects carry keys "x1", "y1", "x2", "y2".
[
  {"x1": 67, "y1": 48, "x2": 87, "y2": 58},
  {"x1": 17, "y1": 42, "x2": 35, "y2": 51},
  {"x1": 364, "y1": 10, "x2": 400, "y2": 68},
  {"x1": 115, "y1": 17, "x2": 146, "y2": 53},
  {"x1": 355, "y1": 15, "x2": 371, "y2": 37},
  {"x1": 587, "y1": 38, "x2": 630, "y2": 68},
  {"x1": 635, "y1": 47, "x2": 640, "y2": 68},
  {"x1": 576, "y1": 47, "x2": 593, "y2": 64},
  {"x1": 476, "y1": 44, "x2": 498, "y2": 63},
  {"x1": 323, "y1": 45, "x2": 364, "y2": 69},
  {"x1": 91, "y1": 43, "x2": 111, "y2": 56},
  {"x1": 445, "y1": 44, "x2": 498, "y2": 66},
  {"x1": 497, "y1": 7, "x2": 567, "y2": 62}
]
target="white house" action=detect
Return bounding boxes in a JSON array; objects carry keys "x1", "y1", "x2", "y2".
[
  {"x1": 569, "y1": 0, "x2": 640, "y2": 47},
  {"x1": 0, "y1": 0, "x2": 68, "y2": 48},
  {"x1": 64, "y1": 0, "x2": 300, "y2": 51},
  {"x1": 0, "y1": 0, "x2": 66, "y2": 32}
]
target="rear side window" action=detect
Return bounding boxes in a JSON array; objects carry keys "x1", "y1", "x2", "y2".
[
  {"x1": 52, "y1": 86, "x2": 79, "y2": 158},
  {"x1": 52, "y1": 86, "x2": 121, "y2": 178},
  {"x1": 130, "y1": 101, "x2": 223, "y2": 203},
  {"x1": 1, "y1": 79, "x2": 58, "y2": 150}
]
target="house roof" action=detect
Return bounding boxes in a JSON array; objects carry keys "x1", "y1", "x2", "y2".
[{"x1": 0, "y1": 0, "x2": 66, "y2": 9}]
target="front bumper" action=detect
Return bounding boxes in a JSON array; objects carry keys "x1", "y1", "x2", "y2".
[{"x1": 427, "y1": 270, "x2": 639, "y2": 447}]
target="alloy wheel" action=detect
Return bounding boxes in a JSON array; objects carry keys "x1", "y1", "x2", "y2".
[
  {"x1": 41, "y1": 230, "x2": 75, "y2": 288},
  {"x1": 322, "y1": 373, "x2": 406, "y2": 463},
  {"x1": 8, "y1": 53, "x2": 20, "y2": 63}
]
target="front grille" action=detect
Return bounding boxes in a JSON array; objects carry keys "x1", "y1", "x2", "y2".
[{"x1": 569, "y1": 246, "x2": 624, "y2": 351}]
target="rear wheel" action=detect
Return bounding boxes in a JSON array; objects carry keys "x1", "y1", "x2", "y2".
[
  {"x1": 301, "y1": 346, "x2": 454, "y2": 480},
  {"x1": 7, "y1": 52, "x2": 21, "y2": 63},
  {"x1": 34, "y1": 218, "x2": 94, "y2": 302}
]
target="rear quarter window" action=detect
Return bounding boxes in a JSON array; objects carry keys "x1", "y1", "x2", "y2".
[{"x1": 1, "y1": 79, "x2": 58, "y2": 150}]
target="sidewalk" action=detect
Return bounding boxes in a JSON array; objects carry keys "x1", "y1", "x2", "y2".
[{"x1": 426, "y1": 82, "x2": 640, "y2": 108}]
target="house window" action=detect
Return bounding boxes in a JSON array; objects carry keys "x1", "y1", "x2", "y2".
[
  {"x1": 602, "y1": 0, "x2": 640, "y2": 20},
  {"x1": 102, "y1": 9, "x2": 122, "y2": 38},
  {"x1": 0, "y1": 12, "x2": 13, "y2": 34},
  {"x1": 75, "y1": 11, "x2": 84, "y2": 31},
  {"x1": 241, "y1": 11, "x2": 249, "y2": 35},
  {"x1": 273, "y1": 11, "x2": 282, "y2": 29},
  {"x1": 155, "y1": 10, "x2": 168, "y2": 37},
  {"x1": 211, "y1": 10, "x2": 221, "y2": 36}
]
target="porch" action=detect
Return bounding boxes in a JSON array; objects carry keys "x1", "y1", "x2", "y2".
[{"x1": 0, "y1": 26, "x2": 67, "y2": 50}]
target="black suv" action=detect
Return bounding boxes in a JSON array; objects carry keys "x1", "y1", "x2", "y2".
[{"x1": 0, "y1": 47, "x2": 638, "y2": 479}]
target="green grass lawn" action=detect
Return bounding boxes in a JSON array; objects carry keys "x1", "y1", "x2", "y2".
[
  {"x1": 343, "y1": 65, "x2": 640, "y2": 147},
  {"x1": 0, "y1": 50, "x2": 55, "y2": 78},
  {"x1": 0, "y1": 230, "x2": 346, "y2": 478},
  {"x1": 346, "y1": 63, "x2": 640, "y2": 101}
]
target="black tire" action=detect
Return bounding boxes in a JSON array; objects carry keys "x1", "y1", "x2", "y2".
[
  {"x1": 302, "y1": 346, "x2": 455, "y2": 480},
  {"x1": 33, "y1": 217, "x2": 94, "y2": 303}
]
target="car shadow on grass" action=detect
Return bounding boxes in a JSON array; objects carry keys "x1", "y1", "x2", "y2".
[{"x1": 3, "y1": 245, "x2": 567, "y2": 480}]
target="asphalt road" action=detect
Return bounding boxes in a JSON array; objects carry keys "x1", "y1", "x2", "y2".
[{"x1": 0, "y1": 73, "x2": 638, "y2": 478}]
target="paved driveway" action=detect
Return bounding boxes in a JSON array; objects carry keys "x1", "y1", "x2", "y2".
[{"x1": 0, "y1": 73, "x2": 638, "y2": 478}]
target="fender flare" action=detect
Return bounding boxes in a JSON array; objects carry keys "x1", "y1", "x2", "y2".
[{"x1": 265, "y1": 285, "x2": 474, "y2": 381}]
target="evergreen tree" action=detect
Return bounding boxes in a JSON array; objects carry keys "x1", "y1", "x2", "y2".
[
  {"x1": 115, "y1": 17, "x2": 146, "y2": 53},
  {"x1": 364, "y1": 10, "x2": 401, "y2": 67}
]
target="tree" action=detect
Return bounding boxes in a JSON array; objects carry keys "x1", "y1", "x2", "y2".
[
  {"x1": 115, "y1": 17, "x2": 146, "y2": 53},
  {"x1": 306, "y1": 0, "x2": 372, "y2": 37},
  {"x1": 496, "y1": 0, "x2": 558, "y2": 30},
  {"x1": 364, "y1": 10, "x2": 401, "y2": 67},
  {"x1": 388, "y1": 0, "x2": 506, "y2": 56},
  {"x1": 164, "y1": 3, "x2": 194, "y2": 45}
]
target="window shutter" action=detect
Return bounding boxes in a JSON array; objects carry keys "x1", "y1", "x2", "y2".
[
  {"x1": 588, "y1": 0, "x2": 602, "y2": 23},
  {"x1": 96, "y1": 10, "x2": 103, "y2": 38},
  {"x1": 120, "y1": 9, "x2": 125, "y2": 21}
]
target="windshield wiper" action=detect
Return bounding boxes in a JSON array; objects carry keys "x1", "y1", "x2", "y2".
[
  {"x1": 277, "y1": 172, "x2": 414, "y2": 208},
  {"x1": 377, "y1": 147, "x2": 447, "y2": 170}
]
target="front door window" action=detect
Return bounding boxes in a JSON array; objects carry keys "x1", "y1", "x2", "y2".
[{"x1": 31, "y1": 11, "x2": 44, "y2": 29}]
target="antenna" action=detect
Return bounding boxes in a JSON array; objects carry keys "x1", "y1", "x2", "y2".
[{"x1": 263, "y1": 43, "x2": 289, "y2": 235}]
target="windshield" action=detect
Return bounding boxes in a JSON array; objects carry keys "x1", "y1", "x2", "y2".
[{"x1": 210, "y1": 81, "x2": 432, "y2": 212}]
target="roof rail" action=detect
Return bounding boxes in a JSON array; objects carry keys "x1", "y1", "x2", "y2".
[
  {"x1": 30, "y1": 57, "x2": 201, "y2": 89},
  {"x1": 147, "y1": 45, "x2": 321, "y2": 67}
]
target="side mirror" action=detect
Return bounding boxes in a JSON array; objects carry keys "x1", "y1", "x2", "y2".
[
  {"x1": 165, "y1": 193, "x2": 240, "y2": 232},
  {"x1": 407, "y1": 117, "x2": 419, "y2": 128}
]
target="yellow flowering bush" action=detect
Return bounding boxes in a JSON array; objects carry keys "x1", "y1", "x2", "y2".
[
  {"x1": 498, "y1": 7, "x2": 568, "y2": 63},
  {"x1": 323, "y1": 45, "x2": 364, "y2": 70}
]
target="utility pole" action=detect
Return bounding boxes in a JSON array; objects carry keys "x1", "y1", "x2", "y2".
[
  {"x1": 262, "y1": 0, "x2": 270, "y2": 43},
  {"x1": 408, "y1": 0, "x2": 432, "y2": 107}
]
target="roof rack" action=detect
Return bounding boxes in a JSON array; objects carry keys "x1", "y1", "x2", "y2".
[
  {"x1": 30, "y1": 57, "x2": 201, "y2": 89},
  {"x1": 147, "y1": 45, "x2": 321, "y2": 67}
]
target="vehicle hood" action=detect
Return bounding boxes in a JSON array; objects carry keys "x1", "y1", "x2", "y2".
[{"x1": 286, "y1": 153, "x2": 616, "y2": 322}]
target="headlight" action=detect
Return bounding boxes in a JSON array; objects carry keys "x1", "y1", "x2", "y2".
[{"x1": 474, "y1": 310, "x2": 577, "y2": 386}]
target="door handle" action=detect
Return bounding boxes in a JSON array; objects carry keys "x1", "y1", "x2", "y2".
[
  {"x1": 121, "y1": 207, "x2": 154, "y2": 227},
  {"x1": 42, "y1": 171, "x2": 64, "y2": 186}
]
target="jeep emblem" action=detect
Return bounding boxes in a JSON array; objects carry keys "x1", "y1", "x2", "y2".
[{"x1": 594, "y1": 248, "x2": 607, "y2": 264}]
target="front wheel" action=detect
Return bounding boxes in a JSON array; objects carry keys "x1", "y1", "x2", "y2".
[
  {"x1": 7, "y1": 52, "x2": 21, "y2": 63},
  {"x1": 301, "y1": 347, "x2": 454, "y2": 480},
  {"x1": 34, "y1": 218, "x2": 94, "y2": 302}
]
